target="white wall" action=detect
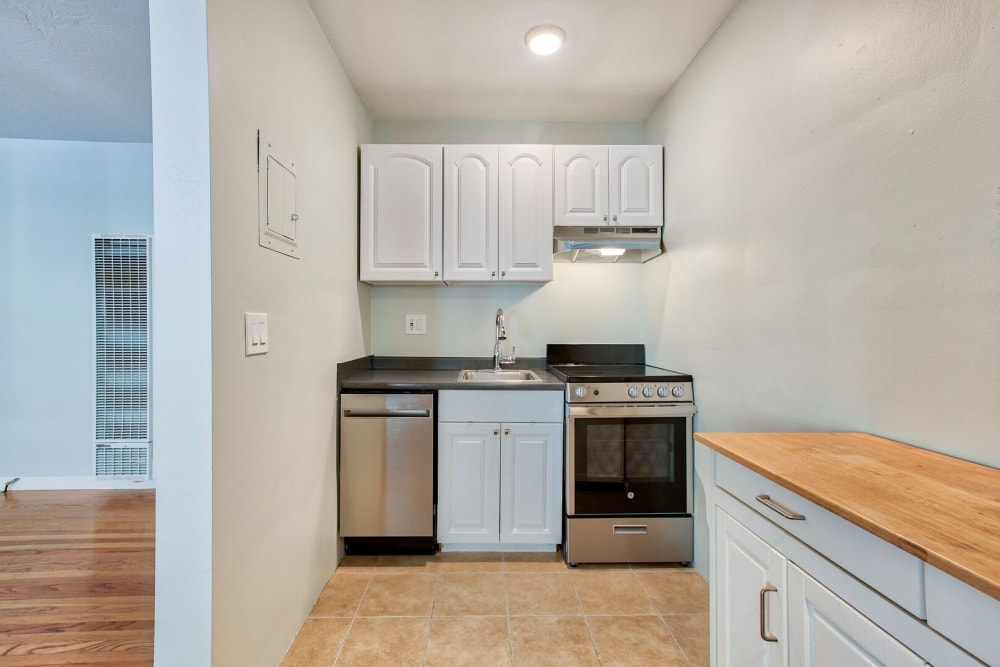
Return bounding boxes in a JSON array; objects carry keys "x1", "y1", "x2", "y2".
[
  {"x1": 205, "y1": 0, "x2": 372, "y2": 665},
  {"x1": 368, "y1": 122, "x2": 646, "y2": 356},
  {"x1": 373, "y1": 120, "x2": 643, "y2": 145},
  {"x1": 149, "y1": 0, "x2": 213, "y2": 664},
  {"x1": 642, "y1": 0, "x2": 1000, "y2": 572},
  {"x1": 371, "y1": 264, "x2": 643, "y2": 357},
  {"x1": 0, "y1": 139, "x2": 152, "y2": 481}
]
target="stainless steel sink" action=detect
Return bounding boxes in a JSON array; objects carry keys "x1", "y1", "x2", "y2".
[{"x1": 457, "y1": 369, "x2": 542, "y2": 383}]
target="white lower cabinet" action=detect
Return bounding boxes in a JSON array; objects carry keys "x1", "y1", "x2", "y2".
[
  {"x1": 716, "y1": 507, "x2": 787, "y2": 667},
  {"x1": 437, "y1": 390, "x2": 563, "y2": 550},
  {"x1": 788, "y1": 564, "x2": 924, "y2": 667},
  {"x1": 499, "y1": 422, "x2": 562, "y2": 542},
  {"x1": 701, "y1": 445, "x2": 981, "y2": 667},
  {"x1": 438, "y1": 421, "x2": 562, "y2": 547},
  {"x1": 717, "y1": 508, "x2": 924, "y2": 667},
  {"x1": 437, "y1": 422, "x2": 501, "y2": 544}
]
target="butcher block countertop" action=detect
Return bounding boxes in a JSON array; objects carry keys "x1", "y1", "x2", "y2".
[{"x1": 695, "y1": 432, "x2": 1000, "y2": 603}]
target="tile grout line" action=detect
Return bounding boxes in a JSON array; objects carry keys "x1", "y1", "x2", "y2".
[
  {"x1": 633, "y1": 569, "x2": 695, "y2": 667},
  {"x1": 502, "y1": 553, "x2": 516, "y2": 667},
  {"x1": 329, "y1": 565, "x2": 374, "y2": 667},
  {"x1": 420, "y1": 571, "x2": 439, "y2": 667},
  {"x1": 567, "y1": 567, "x2": 605, "y2": 666}
]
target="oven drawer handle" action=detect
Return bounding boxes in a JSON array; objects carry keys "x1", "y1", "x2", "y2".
[
  {"x1": 612, "y1": 524, "x2": 648, "y2": 535},
  {"x1": 755, "y1": 494, "x2": 805, "y2": 521}
]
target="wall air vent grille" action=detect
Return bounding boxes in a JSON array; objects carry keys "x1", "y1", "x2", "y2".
[
  {"x1": 94, "y1": 236, "x2": 151, "y2": 479},
  {"x1": 95, "y1": 442, "x2": 150, "y2": 477}
]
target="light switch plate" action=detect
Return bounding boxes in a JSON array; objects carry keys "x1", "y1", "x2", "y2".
[
  {"x1": 245, "y1": 312, "x2": 269, "y2": 355},
  {"x1": 405, "y1": 314, "x2": 426, "y2": 335}
]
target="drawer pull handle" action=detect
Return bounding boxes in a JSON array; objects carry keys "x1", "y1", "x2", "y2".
[
  {"x1": 759, "y1": 585, "x2": 779, "y2": 642},
  {"x1": 755, "y1": 494, "x2": 805, "y2": 520},
  {"x1": 612, "y1": 524, "x2": 648, "y2": 535}
]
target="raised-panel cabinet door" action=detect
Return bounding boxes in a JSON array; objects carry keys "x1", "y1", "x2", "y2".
[
  {"x1": 500, "y1": 422, "x2": 563, "y2": 544},
  {"x1": 498, "y1": 145, "x2": 553, "y2": 282},
  {"x1": 443, "y1": 145, "x2": 499, "y2": 282},
  {"x1": 437, "y1": 422, "x2": 501, "y2": 544},
  {"x1": 554, "y1": 145, "x2": 608, "y2": 227},
  {"x1": 788, "y1": 564, "x2": 925, "y2": 667},
  {"x1": 609, "y1": 145, "x2": 662, "y2": 228},
  {"x1": 360, "y1": 145, "x2": 443, "y2": 283},
  {"x1": 716, "y1": 508, "x2": 788, "y2": 667}
]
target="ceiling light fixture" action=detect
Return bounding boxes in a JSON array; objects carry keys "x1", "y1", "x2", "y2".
[{"x1": 525, "y1": 25, "x2": 565, "y2": 56}]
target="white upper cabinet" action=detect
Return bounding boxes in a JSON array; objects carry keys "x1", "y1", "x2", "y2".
[
  {"x1": 360, "y1": 145, "x2": 443, "y2": 283},
  {"x1": 443, "y1": 145, "x2": 499, "y2": 282},
  {"x1": 554, "y1": 145, "x2": 663, "y2": 227},
  {"x1": 553, "y1": 145, "x2": 607, "y2": 226},
  {"x1": 443, "y1": 144, "x2": 552, "y2": 283},
  {"x1": 366, "y1": 144, "x2": 551, "y2": 285},
  {"x1": 610, "y1": 145, "x2": 663, "y2": 227},
  {"x1": 498, "y1": 145, "x2": 553, "y2": 283}
]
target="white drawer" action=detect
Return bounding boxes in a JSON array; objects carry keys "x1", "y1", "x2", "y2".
[
  {"x1": 925, "y1": 565, "x2": 998, "y2": 665},
  {"x1": 716, "y1": 453, "x2": 926, "y2": 618},
  {"x1": 439, "y1": 390, "x2": 563, "y2": 423}
]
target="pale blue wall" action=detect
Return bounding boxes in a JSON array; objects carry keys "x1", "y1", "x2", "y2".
[{"x1": 0, "y1": 138, "x2": 152, "y2": 478}]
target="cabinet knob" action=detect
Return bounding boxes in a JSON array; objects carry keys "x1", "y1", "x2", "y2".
[
  {"x1": 504, "y1": 428, "x2": 511, "y2": 435},
  {"x1": 602, "y1": 215, "x2": 608, "y2": 222},
  {"x1": 612, "y1": 214, "x2": 618, "y2": 222},
  {"x1": 493, "y1": 429, "x2": 500, "y2": 436},
  {"x1": 434, "y1": 271, "x2": 439, "y2": 277},
  {"x1": 501, "y1": 271, "x2": 506, "y2": 277},
  {"x1": 491, "y1": 271, "x2": 496, "y2": 277}
]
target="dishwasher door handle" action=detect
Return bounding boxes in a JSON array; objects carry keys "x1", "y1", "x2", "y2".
[{"x1": 343, "y1": 409, "x2": 431, "y2": 418}]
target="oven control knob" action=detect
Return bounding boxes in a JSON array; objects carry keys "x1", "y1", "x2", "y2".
[
  {"x1": 574, "y1": 386, "x2": 587, "y2": 399},
  {"x1": 642, "y1": 386, "x2": 654, "y2": 398},
  {"x1": 627, "y1": 386, "x2": 639, "y2": 399},
  {"x1": 657, "y1": 386, "x2": 669, "y2": 398},
  {"x1": 627, "y1": 492, "x2": 635, "y2": 499},
  {"x1": 671, "y1": 385, "x2": 685, "y2": 398}
]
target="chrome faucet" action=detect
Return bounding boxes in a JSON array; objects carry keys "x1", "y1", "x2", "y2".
[{"x1": 493, "y1": 308, "x2": 516, "y2": 371}]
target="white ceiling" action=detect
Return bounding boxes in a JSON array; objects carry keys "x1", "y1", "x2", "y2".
[
  {"x1": 308, "y1": 0, "x2": 740, "y2": 122},
  {"x1": 0, "y1": 0, "x2": 739, "y2": 143},
  {"x1": 0, "y1": 0, "x2": 151, "y2": 143}
]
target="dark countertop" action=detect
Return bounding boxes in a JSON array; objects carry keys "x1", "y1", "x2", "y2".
[{"x1": 338, "y1": 356, "x2": 565, "y2": 392}]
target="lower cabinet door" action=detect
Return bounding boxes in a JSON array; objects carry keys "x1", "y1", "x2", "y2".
[
  {"x1": 499, "y1": 422, "x2": 563, "y2": 544},
  {"x1": 787, "y1": 564, "x2": 925, "y2": 667},
  {"x1": 437, "y1": 422, "x2": 501, "y2": 544},
  {"x1": 716, "y1": 508, "x2": 787, "y2": 667}
]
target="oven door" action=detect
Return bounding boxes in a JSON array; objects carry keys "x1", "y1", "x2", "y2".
[{"x1": 567, "y1": 403, "x2": 695, "y2": 516}]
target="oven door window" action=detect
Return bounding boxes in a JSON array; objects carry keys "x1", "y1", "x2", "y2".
[{"x1": 572, "y1": 417, "x2": 687, "y2": 515}]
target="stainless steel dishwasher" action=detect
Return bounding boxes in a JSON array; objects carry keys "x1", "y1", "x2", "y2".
[{"x1": 339, "y1": 393, "x2": 435, "y2": 553}]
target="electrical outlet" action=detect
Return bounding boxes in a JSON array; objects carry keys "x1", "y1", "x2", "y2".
[{"x1": 405, "y1": 314, "x2": 427, "y2": 335}]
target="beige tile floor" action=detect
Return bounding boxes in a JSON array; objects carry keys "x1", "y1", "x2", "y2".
[{"x1": 281, "y1": 551, "x2": 709, "y2": 667}]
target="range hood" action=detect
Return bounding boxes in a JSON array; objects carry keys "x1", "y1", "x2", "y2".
[{"x1": 552, "y1": 226, "x2": 663, "y2": 263}]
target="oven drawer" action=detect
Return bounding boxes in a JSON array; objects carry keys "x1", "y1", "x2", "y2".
[
  {"x1": 564, "y1": 516, "x2": 692, "y2": 564},
  {"x1": 715, "y1": 453, "x2": 925, "y2": 618}
]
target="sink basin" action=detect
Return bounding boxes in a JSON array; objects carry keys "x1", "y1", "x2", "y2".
[{"x1": 458, "y1": 369, "x2": 542, "y2": 383}]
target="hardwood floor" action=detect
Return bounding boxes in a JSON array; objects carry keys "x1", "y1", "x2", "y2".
[{"x1": 0, "y1": 489, "x2": 154, "y2": 666}]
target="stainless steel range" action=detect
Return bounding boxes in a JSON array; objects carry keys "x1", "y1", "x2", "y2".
[{"x1": 547, "y1": 344, "x2": 696, "y2": 566}]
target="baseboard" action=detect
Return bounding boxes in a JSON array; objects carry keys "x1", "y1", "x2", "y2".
[
  {"x1": 438, "y1": 543, "x2": 557, "y2": 552},
  {"x1": 0, "y1": 476, "x2": 156, "y2": 491}
]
